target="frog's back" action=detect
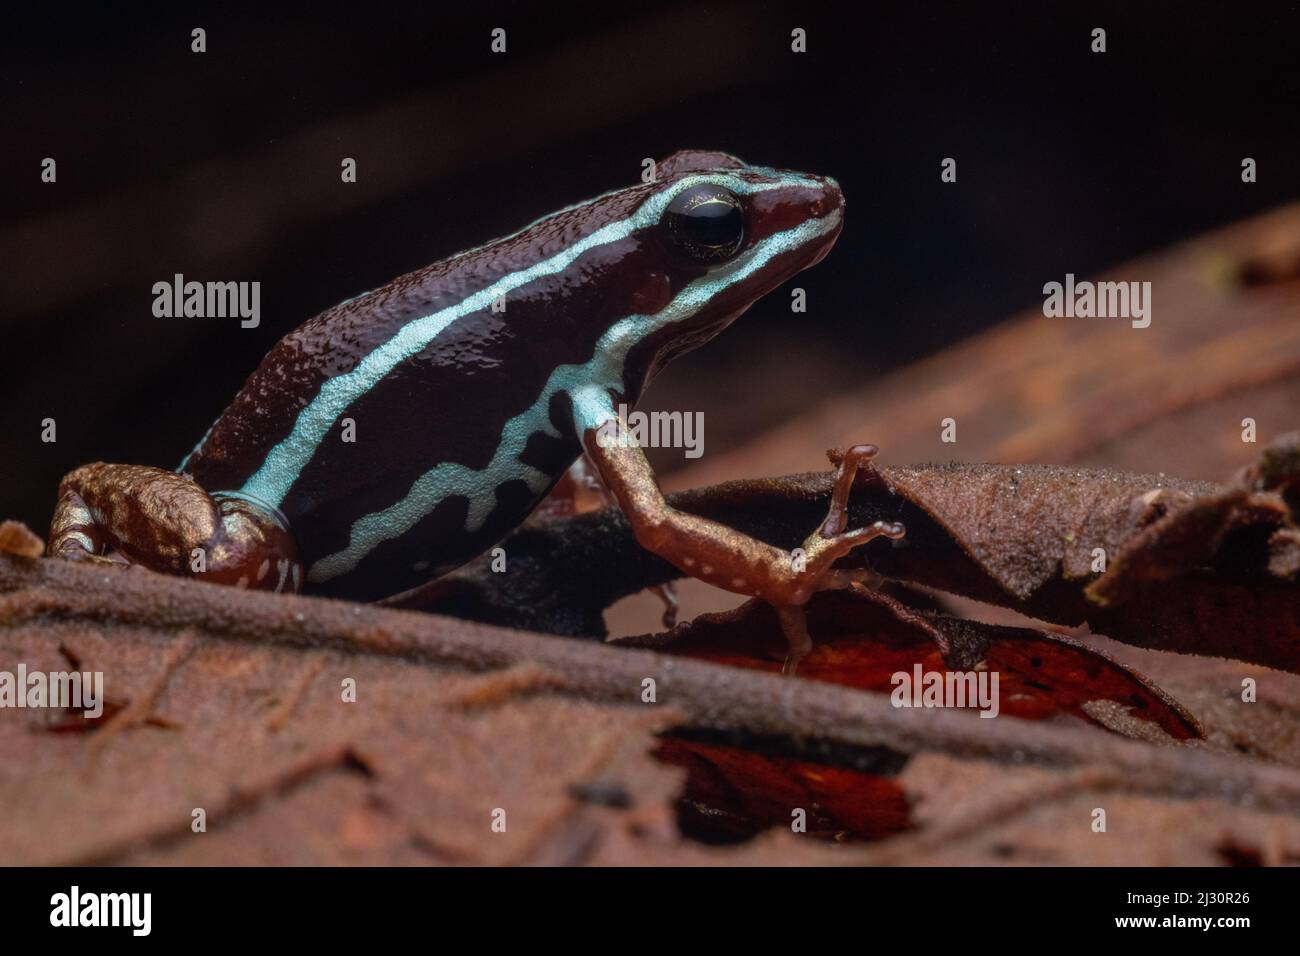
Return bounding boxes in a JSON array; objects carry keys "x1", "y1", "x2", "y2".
[
  {"x1": 180, "y1": 172, "x2": 698, "y2": 600},
  {"x1": 179, "y1": 150, "x2": 838, "y2": 600}
]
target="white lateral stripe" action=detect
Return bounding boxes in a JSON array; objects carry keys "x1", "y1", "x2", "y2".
[
  {"x1": 306, "y1": 207, "x2": 841, "y2": 584},
  {"x1": 240, "y1": 171, "x2": 818, "y2": 508}
]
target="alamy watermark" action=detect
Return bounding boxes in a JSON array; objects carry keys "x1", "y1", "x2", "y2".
[
  {"x1": 595, "y1": 403, "x2": 704, "y2": 459},
  {"x1": 891, "y1": 663, "x2": 1000, "y2": 718},
  {"x1": 0, "y1": 664, "x2": 104, "y2": 718},
  {"x1": 50, "y1": 886, "x2": 151, "y2": 936},
  {"x1": 1042, "y1": 273, "x2": 1151, "y2": 328},
  {"x1": 153, "y1": 273, "x2": 260, "y2": 328}
]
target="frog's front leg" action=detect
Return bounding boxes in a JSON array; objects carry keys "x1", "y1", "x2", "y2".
[
  {"x1": 539, "y1": 455, "x2": 680, "y2": 629},
  {"x1": 48, "y1": 463, "x2": 301, "y2": 592},
  {"x1": 579, "y1": 408, "x2": 904, "y2": 673}
]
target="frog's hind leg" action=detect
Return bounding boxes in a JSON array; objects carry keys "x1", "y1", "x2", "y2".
[
  {"x1": 48, "y1": 462, "x2": 302, "y2": 592},
  {"x1": 48, "y1": 485, "x2": 116, "y2": 564},
  {"x1": 531, "y1": 455, "x2": 611, "y2": 520}
]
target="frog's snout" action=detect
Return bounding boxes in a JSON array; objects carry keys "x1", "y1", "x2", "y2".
[
  {"x1": 802, "y1": 175, "x2": 844, "y2": 267},
  {"x1": 810, "y1": 175, "x2": 844, "y2": 220}
]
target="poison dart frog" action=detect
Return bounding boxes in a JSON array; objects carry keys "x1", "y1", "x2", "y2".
[{"x1": 48, "y1": 150, "x2": 904, "y2": 669}]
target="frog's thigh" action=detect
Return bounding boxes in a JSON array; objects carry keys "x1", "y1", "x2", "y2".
[
  {"x1": 48, "y1": 462, "x2": 301, "y2": 591},
  {"x1": 531, "y1": 455, "x2": 612, "y2": 522},
  {"x1": 50, "y1": 463, "x2": 198, "y2": 571}
]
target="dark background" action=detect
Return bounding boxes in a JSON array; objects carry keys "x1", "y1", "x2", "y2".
[{"x1": 3, "y1": 2, "x2": 1298, "y2": 531}]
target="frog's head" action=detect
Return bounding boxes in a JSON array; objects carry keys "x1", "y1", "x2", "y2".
[{"x1": 603, "y1": 150, "x2": 845, "y2": 397}]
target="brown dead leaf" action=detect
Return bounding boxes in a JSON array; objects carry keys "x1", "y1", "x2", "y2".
[
  {"x1": 411, "y1": 438, "x2": 1300, "y2": 673},
  {"x1": 621, "y1": 590, "x2": 1201, "y2": 740},
  {"x1": 653, "y1": 733, "x2": 912, "y2": 844},
  {"x1": 7, "y1": 545, "x2": 1300, "y2": 864},
  {"x1": 622, "y1": 587, "x2": 1200, "y2": 843}
]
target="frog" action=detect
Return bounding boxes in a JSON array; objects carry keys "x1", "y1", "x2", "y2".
[{"x1": 47, "y1": 150, "x2": 904, "y2": 670}]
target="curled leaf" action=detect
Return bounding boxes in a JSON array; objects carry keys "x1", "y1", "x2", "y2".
[
  {"x1": 409, "y1": 438, "x2": 1300, "y2": 672},
  {"x1": 620, "y1": 590, "x2": 1201, "y2": 741}
]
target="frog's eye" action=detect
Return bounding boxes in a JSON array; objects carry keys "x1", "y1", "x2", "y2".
[{"x1": 664, "y1": 185, "x2": 745, "y2": 263}]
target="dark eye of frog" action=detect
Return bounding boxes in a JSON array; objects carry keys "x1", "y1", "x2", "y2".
[{"x1": 664, "y1": 185, "x2": 745, "y2": 263}]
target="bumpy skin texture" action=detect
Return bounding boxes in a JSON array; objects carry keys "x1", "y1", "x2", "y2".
[
  {"x1": 49, "y1": 463, "x2": 301, "y2": 592},
  {"x1": 48, "y1": 149, "x2": 874, "y2": 646}
]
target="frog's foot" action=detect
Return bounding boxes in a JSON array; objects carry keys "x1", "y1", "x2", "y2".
[
  {"x1": 48, "y1": 487, "x2": 116, "y2": 563},
  {"x1": 650, "y1": 581, "x2": 679, "y2": 629},
  {"x1": 776, "y1": 444, "x2": 905, "y2": 672},
  {"x1": 581, "y1": 422, "x2": 904, "y2": 675},
  {"x1": 48, "y1": 462, "x2": 302, "y2": 593},
  {"x1": 776, "y1": 605, "x2": 813, "y2": 676}
]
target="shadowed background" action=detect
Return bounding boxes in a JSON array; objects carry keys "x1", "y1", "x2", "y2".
[{"x1": 2, "y1": 1, "x2": 1299, "y2": 531}]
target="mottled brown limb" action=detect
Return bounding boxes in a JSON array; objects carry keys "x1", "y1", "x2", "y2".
[
  {"x1": 48, "y1": 462, "x2": 301, "y2": 593},
  {"x1": 582, "y1": 425, "x2": 903, "y2": 669}
]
